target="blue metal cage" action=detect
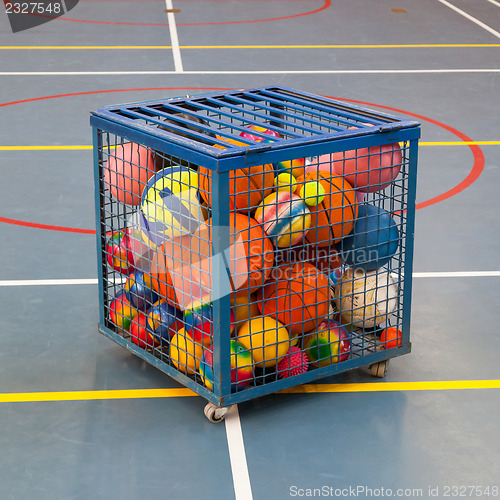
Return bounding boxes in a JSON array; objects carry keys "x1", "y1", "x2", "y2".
[{"x1": 91, "y1": 86, "x2": 420, "y2": 411}]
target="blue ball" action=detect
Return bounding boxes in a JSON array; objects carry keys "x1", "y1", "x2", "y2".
[
  {"x1": 124, "y1": 271, "x2": 158, "y2": 311},
  {"x1": 341, "y1": 204, "x2": 399, "y2": 270},
  {"x1": 146, "y1": 300, "x2": 183, "y2": 345}
]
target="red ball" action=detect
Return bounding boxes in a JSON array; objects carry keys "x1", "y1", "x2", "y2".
[
  {"x1": 380, "y1": 327, "x2": 402, "y2": 349},
  {"x1": 104, "y1": 142, "x2": 156, "y2": 205},
  {"x1": 277, "y1": 346, "x2": 309, "y2": 379},
  {"x1": 129, "y1": 312, "x2": 159, "y2": 349}
]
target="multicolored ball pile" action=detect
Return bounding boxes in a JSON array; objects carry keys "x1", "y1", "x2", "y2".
[{"x1": 103, "y1": 122, "x2": 405, "y2": 392}]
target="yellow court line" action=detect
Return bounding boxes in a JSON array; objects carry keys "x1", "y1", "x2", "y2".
[
  {"x1": 1, "y1": 380, "x2": 499, "y2": 404},
  {"x1": 0, "y1": 44, "x2": 499, "y2": 50},
  {"x1": 0, "y1": 142, "x2": 498, "y2": 151},
  {"x1": 280, "y1": 379, "x2": 500, "y2": 395}
]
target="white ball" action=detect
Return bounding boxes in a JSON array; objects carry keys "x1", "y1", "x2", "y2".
[{"x1": 334, "y1": 268, "x2": 398, "y2": 328}]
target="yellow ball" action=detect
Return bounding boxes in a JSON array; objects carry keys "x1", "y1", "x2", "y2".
[
  {"x1": 237, "y1": 316, "x2": 290, "y2": 368},
  {"x1": 274, "y1": 173, "x2": 297, "y2": 191},
  {"x1": 300, "y1": 180, "x2": 326, "y2": 206},
  {"x1": 170, "y1": 331, "x2": 203, "y2": 374},
  {"x1": 231, "y1": 294, "x2": 261, "y2": 331}
]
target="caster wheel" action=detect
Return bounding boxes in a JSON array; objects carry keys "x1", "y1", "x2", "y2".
[
  {"x1": 204, "y1": 403, "x2": 230, "y2": 423},
  {"x1": 370, "y1": 361, "x2": 388, "y2": 378}
]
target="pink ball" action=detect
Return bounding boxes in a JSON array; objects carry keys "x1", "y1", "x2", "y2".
[
  {"x1": 305, "y1": 122, "x2": 402, "y2": 193},
  {"x1": 240, "y1": 125, "x2": 281, "y2": 143},
  {"x1": 104, "y1": 142, "x2": 156, "y2": 205}
]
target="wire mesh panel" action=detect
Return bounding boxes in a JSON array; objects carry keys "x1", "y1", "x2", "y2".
[{"x1": 91, "y1": 86, "x2": 420, "y2": 408}]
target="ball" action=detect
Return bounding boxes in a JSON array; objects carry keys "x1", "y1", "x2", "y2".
[
  {"x1": 124, "y1": 270, "x2": 158, "y2": 311},
  {"x1": 258, "y1": 261, "x2": 331, "y2": 335},
  {"x1": 299, "y1": 180, "x2": 326, "y2": 207},
  {"x1": 140, "y1": 166, "x2": 205, "y2": 246},
  {"x1": 109, "y1": 291, "x2": 138, "y2": 331},
  {"x1": 148, "y1": 233, "x2": 212, "y2": 309},
  {"x1": 184, "y1": 301, "x2": 236, "y2": 346},
  {"x1": 274, "y1": 173, "x2": 297, "y2": 191},
  {"x1": 334, "y1": 268, "x2": 398, "y2": 329},
  {"x1": 199, "y1": 340, "x2": 254, "y2": 392},
  {"x1": 303, "y1": 320, "x2": 351, "y2": 368},
  {"x1": 380, "y1": 326, "x2": 402, "y2": 349},
  {"x1": 276, "y1": 157, "x2": 306, "y2": 178},
  {"x1": 237, "y1": 316, "x2": 291, "y2": 368},
  {"x1": 276, "y1": 346, "x2": 309, "y2": 379},
  {"x1": 254, "y1": 191, "x2": 312, "y2": 248},
  {"x1": 169, "y1": 331, "x2": 203, "y2": 375},
  {"x1": 239, "y1": 124, "x2": 281, "y2": 143},
  {"x1": 106, "y1": 230, "x2": 135, "y2": 275},
  {"x1": 230, "y1": 293, "x2": 261, "y2": 331},
  {"x1": 146, "y1": 300, "x2": 184, "y2": 345},
  {"x1": 195, "y1": 213, "x2": 275, "y2": 295},
  {"x1": 294, "y1": 171, "x2": 357, "y2": 246},
  {"x1": 341, "y1": 204, "x2": 400, "y2": 270},
  {"x1": 104, "y1": 142, "x2": 156, "y2": 205},
  {"x1": 129, "y1": 312, "x2": 159, "y2": 349},
  {"x1": 306, "y1": 136, "x2": 402, "y2": 193},
  {"x1": 198, "y1": 136, "x2": 274, "y2": 211}
]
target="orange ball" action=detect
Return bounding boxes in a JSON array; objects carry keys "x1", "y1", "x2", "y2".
[
  {"x1": 258, "y1": 261, "x2": 331, "y2": 335},
  {"x1": 295, "y1": 171, "x2": 357, "y2": 246},
  {"x1": 104, "y1": 142, "x2": 155, "y2": 205},
  {"x1": 380, "y1": 327, "x2": 402, "y2": 349},
  {"x1": 148, "y1": 233, "x2": 212, "y2": 310},
  {"x1": 149, "y1": 214, "x2": 274, "y2": 307},
  {"x1": 198, "y1": 137, "x2": 274, "y2": 211}
]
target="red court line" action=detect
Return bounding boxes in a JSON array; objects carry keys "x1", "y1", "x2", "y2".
[
  {"x1": 39, "y1": 0, "x2": 329, "y2": 26},
  {"x1": 0, "y1": 88, "x2": 485, "y2": 234}
]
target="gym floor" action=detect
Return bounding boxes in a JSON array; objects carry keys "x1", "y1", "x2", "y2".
[{"x1": 1, "y1": 1, "x2": 499, "y2": 499}]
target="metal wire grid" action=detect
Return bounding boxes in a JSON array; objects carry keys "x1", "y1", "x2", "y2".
[{"x1": 92, "y1": 86, "x2": 419, "y2": 404}]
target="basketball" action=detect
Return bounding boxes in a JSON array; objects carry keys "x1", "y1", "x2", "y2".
[
  {"x1": 140, "y1": 166, "x2": 205, "y2": 246},
  {"x1": 295, "y1": 171, "x2": 357, "y2": 246},
  {"x1": 148, "y1": 233, "x2": 213, "y2": 309},
  {"x1": 341, "y1": 203, "x2": 400, "y2": 270},
  {"x1": 334, "y1": 268, "x2": 398, "y2": 329},
  {"x1": 258, "y1": 261, "x2": 331, "y2": 335},
  {"x1": 104, "y1": 142, "x2": 156, "y2": 205},
  {"x1": 303, "y1": 319, "x2": 351, "y2": 368},
  {"x1": 237, "y1": 316, "x2": 290, "y2": 368},
  {"x1": 198, "y1": 136, "x2": 274, "y2": 211},
  {"x1": 254, "y1": 191, "x2": 312, "y2": 248},
  {"x1": 194, "y1": 213, "x2": 275, "y2": 295}
]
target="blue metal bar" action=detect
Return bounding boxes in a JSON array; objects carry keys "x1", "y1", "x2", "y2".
[
  {"x1": 92, "y1": 127, "x2": 106, "y2": 326},
  {"x1": 209, "y1": 165, "x2": 232, "y2": 399},
  {"x1": 401, "y1": 138, "x2": 420, "y2": 345}
]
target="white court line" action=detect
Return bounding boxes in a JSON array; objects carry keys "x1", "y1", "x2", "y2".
[
  {"x1": 437, "y1": 0, "x2": 500, "y2": 39},
  {"x1": 413, "y1": 271, "x2": 500, "y2": 278},
  {"x1": 225, "y1": 405, "x2": 253, "y2": 500},
  {"x1": 487, "y1": 0, "x2": 500, "y2": 8},
  {"x1": 1, "y1": 272, "x2": 500, "y2": 287},
  {"x1": 0, "y1": 69, "x2": 499, "y2": 76},
  {"x1": 165, "y1": 0, "x2": 183, "y2": 72}
]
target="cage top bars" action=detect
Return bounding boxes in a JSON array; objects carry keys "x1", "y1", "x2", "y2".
[{"x1": 91, "y1": 86, "x2": 420, "y2": 158}]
